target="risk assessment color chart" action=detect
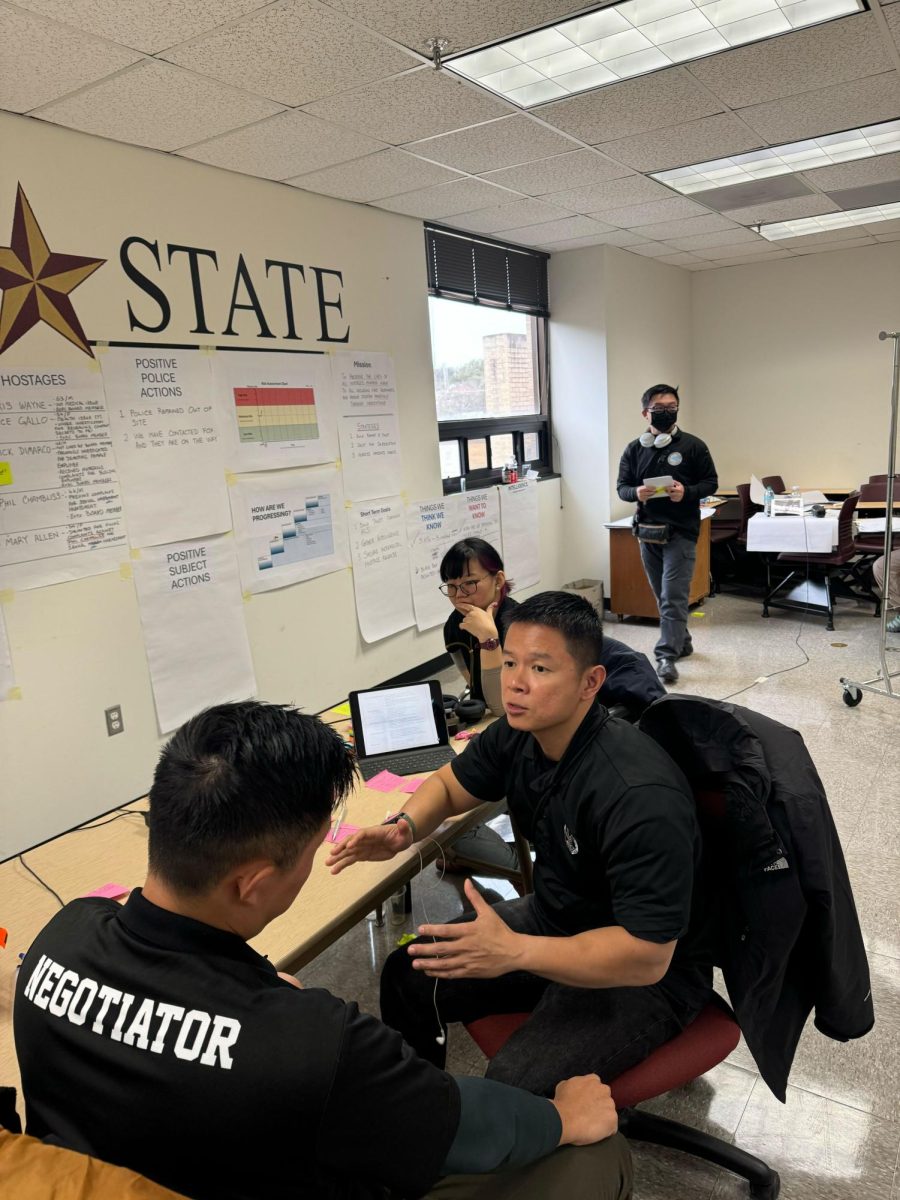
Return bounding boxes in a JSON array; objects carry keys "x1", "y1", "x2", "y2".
[
  {"x1": 234, "y1": 386, "x2": 318, "y2": 444},
  {"x1": 213, "y1": 351, "x2": 338, "y2": 473}
]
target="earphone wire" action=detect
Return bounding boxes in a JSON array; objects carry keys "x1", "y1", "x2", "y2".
[{"x1": 412, "y1": 836, "x2": 448, "y2": 1046}]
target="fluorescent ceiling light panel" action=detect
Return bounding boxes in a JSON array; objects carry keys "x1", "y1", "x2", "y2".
[
  {"x1": 653, "y1": 120, "x2": 900, "y2": 193},
  {"x1": 759, "y1": 200, "x2": 900, "y2": 238},
  {"x1": 447, "y1": 0, "x2": 862, "y2": 105}
]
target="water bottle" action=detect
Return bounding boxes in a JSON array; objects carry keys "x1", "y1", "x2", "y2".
[
  {"x1": 791, "y1": 484, "x2": 802, "y2": 513},
  {"x1": 764, "y1": 486, "x2": 774, "y2": 518}
]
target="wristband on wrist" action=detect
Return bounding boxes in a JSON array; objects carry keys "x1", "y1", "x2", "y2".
[{"x1": 383, "y1": 811, "x2": 417, "y2": 842}]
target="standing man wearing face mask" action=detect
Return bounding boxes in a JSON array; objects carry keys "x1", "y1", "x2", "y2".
[{"x1": 617, "y1": 385, "x2": 718, "y2": 684}]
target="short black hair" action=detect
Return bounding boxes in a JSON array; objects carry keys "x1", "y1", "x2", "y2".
[
  {"x1": 641, "y1": 384, "x2": 679, "y2": 409},
  {"x1": 506, "y1": 591, "x2": 604, "y2": 672},
  {"x1": 148, "y1": 702, "x2": 356, "y2": 895}
]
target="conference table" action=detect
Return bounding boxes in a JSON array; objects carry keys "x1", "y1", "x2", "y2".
[{"x1": 0, "y1": 707, "x2": 493, "y2": 1110}]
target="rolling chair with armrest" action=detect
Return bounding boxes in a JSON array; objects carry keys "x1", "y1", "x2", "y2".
[
  {"x1": 760, "y1": 475, "x2": 786, "y2": 495},
  {"x1": 464, "y1": 779, "x2": 780, "y2": 1198},
  {"x1": 849, "y1": 481, "x2": 900, "y2": 603}
]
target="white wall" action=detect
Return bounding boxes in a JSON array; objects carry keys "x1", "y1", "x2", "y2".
[
  {"x1": 0, "y1": 112, "x2": 563, "y2": 858},
  {"x1": 691, "y1": 244, "x2": 900, "y2": 490},
  {"x1": 549, "y1": 246, "x2": 692, "y2": 586}
]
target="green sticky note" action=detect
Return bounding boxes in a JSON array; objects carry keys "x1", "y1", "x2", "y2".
[{"x1": 0, "y1": 462, "x2": 12, "y2": 486}]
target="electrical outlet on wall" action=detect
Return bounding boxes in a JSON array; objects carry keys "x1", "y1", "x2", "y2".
[{"x1": 105, "y1": 705, "x2": 124, "y2": 736}]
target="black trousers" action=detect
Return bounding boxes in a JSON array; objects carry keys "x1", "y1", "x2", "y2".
[{"x1": 379, "y1": 895, "x2": 710, "y2": 1097}]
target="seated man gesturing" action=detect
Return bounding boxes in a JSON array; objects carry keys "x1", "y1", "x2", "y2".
[{"x1": 328, "y1": 592, "x2": 711, "y2": 1096}]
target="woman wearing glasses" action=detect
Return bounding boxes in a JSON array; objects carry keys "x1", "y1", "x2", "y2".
[{"x1": 439, "y1": 537, "x2": 516, "y2": 717}]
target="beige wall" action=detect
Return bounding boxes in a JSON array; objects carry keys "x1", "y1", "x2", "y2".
[
  {"x1": 549, "y1": 245, "x2": 692, "y2": 586},
  {"x1": 691, "y1": 244, "x2": 900, "y2": 490},
  {"x1": 0, "y1": 112, "x2": 563, "y2": 857}
]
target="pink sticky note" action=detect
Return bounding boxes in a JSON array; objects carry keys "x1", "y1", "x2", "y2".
[
  {"x1": 329, "y1": 822, "x2": 359, "y2": 843},
  {"x1": 454, "y1": 730, "x2": 477, "y2": 742},
  {"x1": 366, "y1": 769, "x2": 405, "y2": 793},
  {"x1": 84, "y1": 883, "x2": 130, "y2": 900},
  {"x1": 400, "y1": 777, "x2": 424, "y2": 794}
]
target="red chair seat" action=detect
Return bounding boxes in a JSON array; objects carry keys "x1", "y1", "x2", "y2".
[{"x1": 466, "y1": 1000, "x2": 740, "y2": 1109}]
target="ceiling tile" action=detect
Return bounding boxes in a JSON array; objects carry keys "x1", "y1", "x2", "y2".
[
  {"x1": 589, "y1": 196, "x2": 710, "y2": 227},
  {"x1": 738, "y1": 72, "x2": 900, "y2": 146},
  {"x1": 687, "y1": 13, "x2": 890, "y2": 110},
  {"x1": 627, "y1": 213, "x2": 739, "y2": 240},
  {"x1": 177, "y1": 109, "x2": 385, "y2": 178},
  {"x1": 668, "y1": 227, "x2": 763, "y2": 251},
  {"x1": 542, "y1": 234, "x2": 622, "y2": 251},
  {"x1": 542, "y1": 174, "x2": 673, "y2": 213},
  {"x1": 862, "y1": 216, "x2": 900, "y2": 234},
  {"x1": 626, "y1": 242, "x2": 673, "y2": 256},
  {"x1": 596, "y1": 112, "x2": 762, "y2": 174},
  {"x1": 33, "y1": 59, "x2": 284, "y2": 151},
  {"x1": 775, "y1": 227, "x2": 878, "y2": 248},
  {"x1": 799, "y1": 150, "x2": 900, "y2": 193},
  {"x1": 789, "y1": 237, "x2": 876, "y2": 254},
  {"x1": 11, "y1": 0, "x2": 265, "y2": 53},
  {"x1": 875, "y1": 232, "x2": 900, "y2": 241},
  {"x1": 657, "y1": 252, "x2": 707, "y2": 266},
  {"x1": 161, "y1": 0, "x2": 416, "y2": 107},
  {"x1": 724, "y1": 195, "x2": 840, "y2": 224},
  {"x1": 481, "y1": 150, "x2": 633, "y2": 195},
  {"x1": 319, "y1": 0, "x2": 590, "y2": 54},
  {"x1": 495, "y1": 215, "x2": 618, "y2": 244},
  {"x1": 681, "y1": 260, "x2": 719, "y2": 269},
  {"x1": 445, "y1": 197, "x2": 570, "y2": 234},
  {"x1": 284, "y1": 148, "x2": 462, "y2": 201},
  {"x1": 534, "y1": 67, "x2": 723, "y2": 144},
  {"x1": 713, "y1": 250, "x2": 794, "y2": 265},
  {"x1": 405, "y1": 115, "x2": 577, "y2": 174},
  {"x1": 373, "y1": 177, "x2": 514, "y2": 218},
  {"x1": 883, "y1": 4, "x2": 900, "y2": 44},
  {"x1": 301, "y1": 65, "x2": 512, "y2": 145},
  {"x1": 0, "y1": 3, "x2": 141, "y2": 113},
  {"x1": 696, "y1": 238, "x2": 787, "y2": 259}
]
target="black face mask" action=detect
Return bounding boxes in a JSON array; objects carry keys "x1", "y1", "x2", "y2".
[{"x1": 650, "y1": 408, "x2": 678, "y2": 432}]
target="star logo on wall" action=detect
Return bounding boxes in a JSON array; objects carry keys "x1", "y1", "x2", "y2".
[{"x1": 0, "y1": 184, "x2": 105, "y2": 357}]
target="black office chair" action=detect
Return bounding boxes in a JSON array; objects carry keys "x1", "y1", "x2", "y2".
[{"x1": 761, "y1": 475, "x2": 786, "y2": 495}]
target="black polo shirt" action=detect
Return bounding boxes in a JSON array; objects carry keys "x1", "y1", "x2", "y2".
[
  {"x1": 451, "y1": 705, "x2": 708, "y2": 999},
  {"x1": 443, "y1": 595, "x2": 518, "y2": 703},
  {"x1": 14, "y1": 891, "x2": 459, "y2": 1200}
]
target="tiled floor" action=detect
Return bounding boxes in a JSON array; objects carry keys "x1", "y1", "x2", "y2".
[{"x1": 300, "y1": 591, "x2": 900, "y2": 1199}]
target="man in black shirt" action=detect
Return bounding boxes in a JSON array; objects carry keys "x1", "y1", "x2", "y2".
[
  {"x1": 616, "y1": 384, "x2": 718, "y2": 684},
  {"x1": 329, "y1": 594, "x2": 710, "y2": 1097},
  {"x1": 15, "y1": 702, "x2": 631, "y2": 1200}
]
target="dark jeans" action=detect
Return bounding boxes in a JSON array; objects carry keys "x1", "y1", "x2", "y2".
[
  {"x1": 380, "y1": 896, "x2": 706, "y2": 1097},
  {"x1": 639, "y1": 534, "x2": 697, "y2": 661}
]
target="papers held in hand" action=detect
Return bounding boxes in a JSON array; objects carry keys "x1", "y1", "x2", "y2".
[{"x1": 643, "y1": 475, "x2": 675, "y2": 498}]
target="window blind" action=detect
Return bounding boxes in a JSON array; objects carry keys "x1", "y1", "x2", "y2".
[{"x1": 425, "y1": 224, "x2": 549, "y2": 317}]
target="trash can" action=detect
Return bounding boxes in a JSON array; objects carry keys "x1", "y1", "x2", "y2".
[{"x1": 561, "y1": 578, "x2": 605, "y2": 616}]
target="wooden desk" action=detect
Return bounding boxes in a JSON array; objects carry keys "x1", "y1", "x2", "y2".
[
  {"x1": 609, "y1": 518, "x2": 711, "y2": 620},
  {"x1": 0, "y1": 729, "x2": 491, "y2": 1108}
]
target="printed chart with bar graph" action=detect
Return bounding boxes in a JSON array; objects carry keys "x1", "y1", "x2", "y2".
[
  {"x1": 256, "y1": 493, "x2": 335, "y2": 575},
  {"x1": 233, "y1": 385, "x2": 319, "y2": 445}
]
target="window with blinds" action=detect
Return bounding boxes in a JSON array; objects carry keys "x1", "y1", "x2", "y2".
[{"x1": 425, "y1": 225, "x2": 549, "y2": 317}]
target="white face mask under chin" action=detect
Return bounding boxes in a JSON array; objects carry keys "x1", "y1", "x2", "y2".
[{"x1": 639, "y1": 428, "x2": 677, "y2": 448}]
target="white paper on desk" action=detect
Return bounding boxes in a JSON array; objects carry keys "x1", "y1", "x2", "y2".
[
  {"x1": 801, "y1": 490, "x2": 829, "y2": 505},
  {"x1": 750, "y1": 475, "x2": 766, "y2": 505},
  {"x1": 133, "y1": 534, "x2": 256, "y2": 734},
  {"x1": 858, "y1": 517, "x2": 888, "y2": 533},
  {"x1": 348, "y1": 497, "x2": 414, "y2": 643},
  {"x1": 500, "y1": 480, "x2": 540, "y2": 589},
  {"x1": 103, "y1": 348, "x2": 231, "y2": 547},
  {"x1": 643, "y1": 475, "x2": 674, "y2": 497},
  {"x1": 0, "y1": 604, "x2": 15, "y2": 699},
  {"x1": 333, "y1": 351, "x2": 402, "y2": 501}
]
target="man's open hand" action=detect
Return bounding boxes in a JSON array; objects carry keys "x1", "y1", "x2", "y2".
[{"x1": 408, "y1": 880, "x2": 523, "y2": 979}]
